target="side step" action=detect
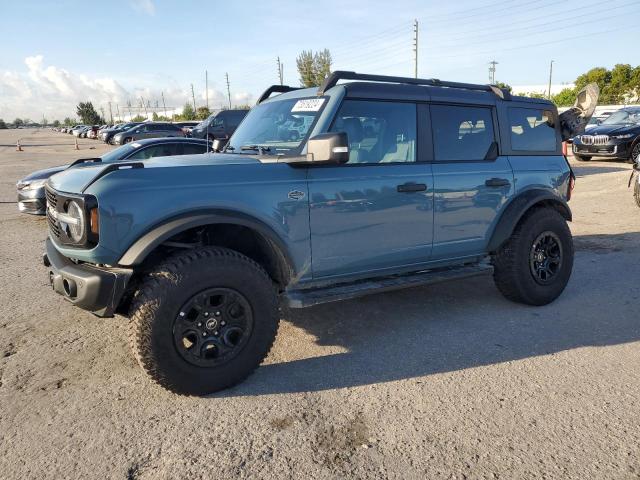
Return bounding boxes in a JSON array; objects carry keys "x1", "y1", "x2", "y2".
[{"x1": 285, "y1": 263, "x2": 493, "y2": 308}]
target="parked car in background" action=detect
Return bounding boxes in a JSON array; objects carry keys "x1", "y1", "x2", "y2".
[
  {"x1": 573, "y1": 107, "x2": 640, "y2": 162},
  {"x1": 100, "y1": 122, "x2": 143, "y2": 144},
  {"x1": 71, "y1": 125, "x2": 87, "y2": 136},
  {"x1": 16, "y1": 137, "x2": 211, "y2": 215},
  {"x1": 112, "y1": 122, "x2": 185, "y2": 144},
  {"x1": 189, "y1": 109, "x2": 248, "y2": 141},
  {"x1": 174, "y1": 121, "x2": 200, "y2": 136}
]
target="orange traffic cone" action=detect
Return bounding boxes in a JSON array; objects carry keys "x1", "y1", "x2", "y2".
[
  {"x1": 16, "y1": 140, "x2": 23, "y2": 152},
  {"x1": 75, "y1": 137, "x2": 80, "y2": 150}
]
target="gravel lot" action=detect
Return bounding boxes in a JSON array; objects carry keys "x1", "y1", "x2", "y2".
[{"x1": 0, "y1": 129, "x2": 638, "y2": 479}]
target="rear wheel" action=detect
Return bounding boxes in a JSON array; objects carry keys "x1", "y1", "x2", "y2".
[
  {"x1": 124, "y1": 137, "x2": 132, "y2": 144},
  {"x1": 575, "y1": 154, "x2": 592, "y2": 161},
  {"x1": 129, "y1": 247, "x2": 279, "y2": 396},
  {"x1": 493, "y1": 208, "x2": 573, "y2": 306}
]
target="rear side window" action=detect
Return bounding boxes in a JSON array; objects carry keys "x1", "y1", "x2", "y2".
[
  {"x1": 127, "y1": 144, "x2": 175, "y2": 160},
  {"x1": 176, "y1": 143, "x2": 208, "y2": 155},
  {"x1": 431, "y1": 105, "x2": 496, "y2": 161},
  {"x1": 508, "y1": 107, "x2": 557, "y2": 152}
]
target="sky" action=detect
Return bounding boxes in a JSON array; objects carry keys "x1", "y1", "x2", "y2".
[{"x1": 0, "y1": 0, "x2": 638, "y2": 121}]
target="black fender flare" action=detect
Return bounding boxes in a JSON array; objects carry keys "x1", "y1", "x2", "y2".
[
  {"x1": 487, "y1": 189, "x2": 572, "y2": 252},
  {"x1": 117, "y1": 210, "x2": 296, "y2": 275}
]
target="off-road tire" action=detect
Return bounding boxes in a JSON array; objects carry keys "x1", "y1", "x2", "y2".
[
  {"x1": 493, "y1": 208, "x2": 573, "y2": 306},
  {"x1": 129, "y1": 247, "x2": 279, "y2": 396},
  {"x1": 575, "y1": 154, "x2": 592, "y2": 161}
]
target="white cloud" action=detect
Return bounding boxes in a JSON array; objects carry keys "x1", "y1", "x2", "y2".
[
  {"x1": 131, "y1": 0, "x2": 155, "y2": 16},
  {"x1": 0, "y1": 55, "x2": 254, "y2": 122}
]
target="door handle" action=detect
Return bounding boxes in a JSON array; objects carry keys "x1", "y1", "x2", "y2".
[
  {"x1": 485, "y1": 178, "x2": 510, "y2": 187},
  {"x1": 397, "y1": 182, "x2": 427, "y2": 193}
]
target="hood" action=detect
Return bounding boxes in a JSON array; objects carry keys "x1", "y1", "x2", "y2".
[
  {"x1": 20, "y1": 164, "x2": 68, "y2": 182},
  {"x1": 586, "y1": 124, "x2": 640, "y2": 136},
  {"x1": 47, "y1": 153, "x2": 261, "y2": 194}
]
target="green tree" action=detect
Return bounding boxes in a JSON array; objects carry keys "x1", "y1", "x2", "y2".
[
  {"x1": 551, "y1": 88, "x2": 577, "y2": 107},
  {"x1": 52, "y1": 120, "x2": 61, "y2": 127},
  {"x1": 131, "y1": 115, "x2": 146, "y2": 122},
  {"x1": 0, "y1": 119, "x2": 7, "y2": 129},
  {"x1": 63, "y1": 117, "x2": 73, "y2": 126},
  {"x1": 196, "y1": 106, "x2": 211, "y2": 120},
  {"x1": 180, "y1": 102, "x2": 196, "y2": 120},
  {"x1": 296, "y1": 50, "x2": 315, "y2": 87},
  {"x1": 494, "y1": 81, "x2": 512, "y2": 92},
  {"x1": 13, "y1": 118, "x2": 24, "y2": 127},
  {"x1": 314, "y1": 49, "x2": 332, "y2": 86},
  {"x1": 76, "y1": 101, "x2": 103, "y2": 124},
  {"x1": 296, "y1": 49, "x2": 333, "y2": 87}
]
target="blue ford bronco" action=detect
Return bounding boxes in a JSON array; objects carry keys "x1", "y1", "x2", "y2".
[{"x1": 43, "y1": 71, "x2": 596, "y2": 395}]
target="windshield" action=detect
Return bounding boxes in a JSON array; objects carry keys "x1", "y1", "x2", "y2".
[
  {"x1": 601, "y1": 110, "x2": 640, "y2": 126},
  {"x1": 226, "y1": 97, "x2": 325, "y2": 155},
  {"x1": 100, "y1": 143, "x2": 137, "y2": 163}
]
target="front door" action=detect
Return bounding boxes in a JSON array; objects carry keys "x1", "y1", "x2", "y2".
[
  {"x1": 308, "y1": 100, "x2": 434, "y2": 280},
  {"x1": 429, "y1": 104, "x2": 514, "y2": 259}
]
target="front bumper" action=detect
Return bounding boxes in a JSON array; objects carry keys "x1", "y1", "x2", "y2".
[
  {"x1": 44, "y1": 238, "x2": 132, "y2": 317},
  {"x1": 17, "y1": 187, "x2": 46, "y2": 215},
  {"x1": 573, "y1": 139, "x2": 632, "y2": 159}
]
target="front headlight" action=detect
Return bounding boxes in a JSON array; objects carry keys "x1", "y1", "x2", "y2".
[
  {"x1": 17, "y1": 178, "x2": 47, "y2": 190},
  {"x1": 60, "y1": 200, "x2": 85, "y2": 242},
  {"x1": 612, "y1": 133, "x2": 634, "y2": 139}
]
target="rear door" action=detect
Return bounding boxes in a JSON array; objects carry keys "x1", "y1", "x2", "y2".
[
  {"x1": 307, "y1": 99, "x2": 434, "y2": 279},
  {"x1": 430, "y1": 104, "x2": 514, "y2": 259}
]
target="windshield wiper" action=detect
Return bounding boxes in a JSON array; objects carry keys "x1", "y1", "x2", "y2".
[{"x1": 240, "y1": 145, "x2": 272, "y2": 154}]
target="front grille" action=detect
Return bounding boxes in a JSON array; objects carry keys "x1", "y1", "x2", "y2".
[
  {"x1": 45, "y1": 188, "x2": 57, "y2": 208},
  {"x1": 45, "y1": 188, "x2": 61, "y2": 239},
  {"x1": 580, "y1": 134, "x2": 610, "y2": 146}
]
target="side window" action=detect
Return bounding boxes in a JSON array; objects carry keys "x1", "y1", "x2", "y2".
[
  {"x1": 180, "y1": 143, "x2": 208, "y2": 155},
  {"x1": 431, "y1": 105, "x2": 496, "y2": 161},
  {"x1": 127, "y1": 144, "x2": 175, "y2": 160},
  {"x1": 330, "y1": 100, "x2": 416, "y2": 164},
  {"x1": 508, "y1": 107, "x2": 557, "y2": 152},
  {"x1": 211, "y1": 116, "x2": 224, "y2": 128}
]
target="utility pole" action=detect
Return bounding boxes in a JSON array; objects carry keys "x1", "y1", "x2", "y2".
[
  {"x1": 161, "y1": 91, "x2": 167, "y2": 119},
  {"x1": 127, "y1": 100, "x2": 133, "y2": 120},
  {"x1": 413, "y1": 19, "x2": 419, "y2": 78},
  {"x1": 116, "y1": 104, "x2": 121, "y2": 122},
  {"x1": 225, "y1": 73, "x2": 232, "y2": 109},
  {"x1": 99, "y1": 106, "x2": 105, "y2": 123},
  {"x1": 205, "y1": 70, "x2": 209, "y2": 111},
  {"x1": 547, "y1": 60, "x2": 554, "y2": 100},
  {"x1": 190, "y1": 83, "x2": 197, "y2": 112},
  {"x1": 108, "y1": 102, "x2": 113, "y2": 124},
  {"x1": 277, "y1": 56, "x2": 284, "y2": 85},
  {"x1": 489, "y1": 60, "x2": 498, "y2": 84}
]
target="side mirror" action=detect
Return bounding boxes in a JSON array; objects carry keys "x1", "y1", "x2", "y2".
[
  {"x1": 305, "y1": 132, "x2": 349, "y2": 164},
  {"x1": 212, "y1": 138, "x2": 227, "y2": 153}
]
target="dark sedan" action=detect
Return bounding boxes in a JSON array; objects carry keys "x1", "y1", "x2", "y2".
[
  {"x1": 100, "y1": 122, "x2": 143, "y2": 144},
  {"x1": 572, "y1": 107, "x2": 640, "y2": 162},
  {"x1": 16, "y1": 138, "x2": 211, "y2": 215}
]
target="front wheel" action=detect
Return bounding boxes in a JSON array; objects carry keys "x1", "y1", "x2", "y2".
[
  {"x1": 129, "y1": 247, "x2": 279, "y2": 395},
  {"x1": 493, "y1": 208, "x2": 574, "y2": 306}
]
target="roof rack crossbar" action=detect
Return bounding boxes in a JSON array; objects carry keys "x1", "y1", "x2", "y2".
[
  {"x1": 257, "y1": 85, "x2": 303, "y2": 104},
  {"x1": 318, "y1": 71, "x2": 511, "y2": 100}
]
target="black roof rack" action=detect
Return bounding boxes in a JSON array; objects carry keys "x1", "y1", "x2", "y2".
[
  {"x1": 257, "y1": 85, "x2": 303, "y2": 104},
  {"x1": 318, "y1": 70, "x2": 511, "y2": 100}
]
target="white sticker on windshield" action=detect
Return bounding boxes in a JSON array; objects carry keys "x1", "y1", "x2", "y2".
[{"x1": 291, "y1": 98, "x2": 325, "y2": 112}]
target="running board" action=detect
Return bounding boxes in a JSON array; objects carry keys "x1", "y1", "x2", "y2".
[{"x1": 285, "y1": 263, "x2": 493, "y2": 308}]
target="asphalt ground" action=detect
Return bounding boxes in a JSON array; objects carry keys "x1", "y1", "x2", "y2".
[{"x1": 0, "y1": 129, "x2": 638, "y2": 479}]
